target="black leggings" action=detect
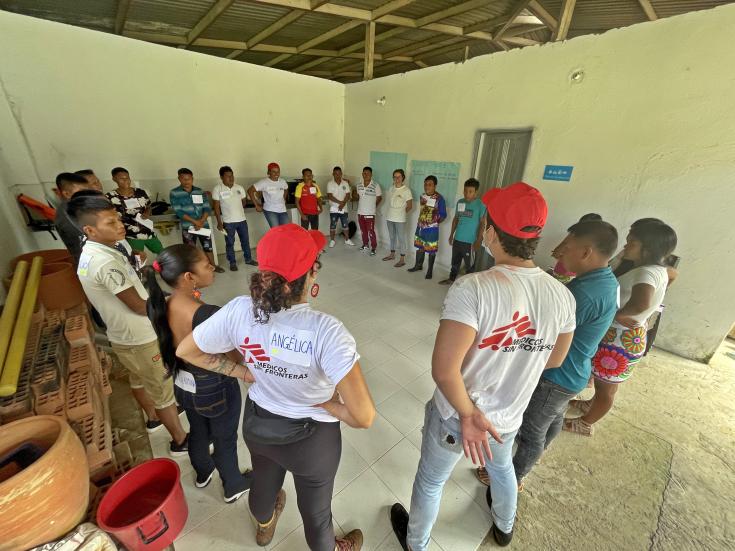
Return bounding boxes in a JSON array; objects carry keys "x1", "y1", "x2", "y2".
[{"x1": 245, "y1": 398, "x2": 341, "y2": 551}]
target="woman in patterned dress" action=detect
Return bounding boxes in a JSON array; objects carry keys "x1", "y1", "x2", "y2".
[
  {"x1": 564, "y1": 220, "x2": 677, "y2": 436},
  {"x1": 407, "y1": 175, "x2": 447, "y2": 279}
]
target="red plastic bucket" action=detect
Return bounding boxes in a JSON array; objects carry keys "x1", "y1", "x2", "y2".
[{"x1": 97, "y1": 458, "x2": 188, "y2": 551}]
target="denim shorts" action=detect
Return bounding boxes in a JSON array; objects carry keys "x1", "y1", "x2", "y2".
[{"x1": 329, "y1": 212, "x2": 349, "y2": 230}]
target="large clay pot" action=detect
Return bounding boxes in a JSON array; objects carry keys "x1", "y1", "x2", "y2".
[
  {"x1": 0, "y1": 415, "x2": 90, "y2": 551},
  {"x1": 37, "y1": 262, "x2": 85, "y2": 311},
  {"x1": 10, "y1": 249, "x2": 72, "y2": 271}
]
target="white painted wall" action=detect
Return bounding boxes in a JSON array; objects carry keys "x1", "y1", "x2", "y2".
[
  {"x1": 344, "y1": 4, "x2": 735, "y2": 362},
  {"x1": 0, "y1": 10, "x2": 345, "y2": 260}
]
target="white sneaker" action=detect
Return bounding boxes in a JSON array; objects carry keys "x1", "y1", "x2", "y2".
[
  {"x1": 329, "y1": 240, "x2": 336, "y2": 248},
  {"x1": 345, "y1": 239, "x2": 355, "y2": 246}
]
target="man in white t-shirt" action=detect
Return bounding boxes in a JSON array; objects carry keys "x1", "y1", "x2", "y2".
[
  {"x1": 356, "y1": 166, "x2": 382, "y2": 255},
  {"x1": 213, "y1": 165, "x2": 258, "y2": 271},
  {"x1": 247, "y1": 162, "x2": 290, "y2": 228},
  {"x1": 326, "y1": 166, "x2": 355, "y2": 248},
  {"x1": 390, "y1": 182, "x2": 576, "y2": 550},
  {"x1": 67, "y1": 193, "x2": 189, "y2": 457}
]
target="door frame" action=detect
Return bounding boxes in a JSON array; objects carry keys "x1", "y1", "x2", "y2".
[{"x1": 470, "y1": 127, "x2": 535, "y2": 187}]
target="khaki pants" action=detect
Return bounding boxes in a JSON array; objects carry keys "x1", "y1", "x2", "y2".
[{"x1": 111, "y1": 340, "x2": 175, "y2": 409}]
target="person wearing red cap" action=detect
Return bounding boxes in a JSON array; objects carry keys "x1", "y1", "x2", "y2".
[
  {"x1": 390, "y1": 182, "x2": 576, "y2": 549},
  {"x1": 177, "y1": 224, "x2": 375, "y2": 551},
  {"x1": 247, "y1": 162, "x2": 290, "y2": 227}
]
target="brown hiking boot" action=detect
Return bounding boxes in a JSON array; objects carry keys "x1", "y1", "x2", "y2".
[
  {"x1": 335, "y1": 529, "x2": 363, "y2": 551},
  {"x1": 255, "y1": 489, "x2": 286, "y2": 546}
]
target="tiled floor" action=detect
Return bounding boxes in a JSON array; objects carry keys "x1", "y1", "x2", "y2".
[{"x1": 149, "y1": 242, "x2": 492, "y2": 550}]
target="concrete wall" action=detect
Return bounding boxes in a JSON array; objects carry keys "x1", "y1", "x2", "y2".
[
  {"x1": 0, "y1": 10, "x2": 345, "y2": 260},
  {"x1": 344, "y1": 4, "x2": 735, "y2": 362}
]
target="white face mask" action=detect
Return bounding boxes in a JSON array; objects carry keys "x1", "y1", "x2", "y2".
[{"x1": 482, "y1": 227, "x2": 494, "y2": 258}]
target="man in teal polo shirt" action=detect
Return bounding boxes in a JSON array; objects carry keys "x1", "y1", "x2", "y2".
[
  {"x1": 511, "y1": 219, "x2": 619, "y2": 486},
  {"x1": 170, "y1": 167, "x2": 223, "y2": 273}
]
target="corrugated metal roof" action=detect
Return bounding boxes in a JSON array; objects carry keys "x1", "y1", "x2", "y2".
[{"x1": 2, "y1": 0, "x2": 733, "y2": 81}]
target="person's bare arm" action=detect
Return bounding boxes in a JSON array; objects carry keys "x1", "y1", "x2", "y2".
[
  {"x1": 449, "y1": 215, "x2": 459, "y2": 245},
  {"x1": 432, "y1": 319, "x2": 502, "y2": 466},
  {"x1": 544, "y1": 331, "x2": 574, "y2": 369},
  {"x1": 616, "y1": 283, "x2": 655, "y2": 327},
  {"x1": 116, "y1": 287, "x2": 147, "y2": 316},
  {"x1": 176, "y1": 333, "x2": 253, "y2": 381},
  {"x1": 213, "y1": 200, "x2": 223, "y2": 231},
  {"x1": 316, "y1": 362, "x2": 375, "y2": 429},
  {"x1": 376, "y1": 195, "x2": 383, "y2": 207},
  {"x1": 247, "y1": 185, "x2": 263, "y2": 212},
  {"x1": 474, "y1": 216, "x2": 486, "y2": 250}
]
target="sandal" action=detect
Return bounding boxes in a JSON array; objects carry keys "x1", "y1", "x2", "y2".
[
  {"x1": 383, "y1": 254, "x2": 395, "y2": 261},
  {"x1": 475, "y1": 467, "x2": 490, "y2": 486},
  {"x1": 562, "y1": 418, "x2": 593, "y2": 437},
  {"x1": 568, "y1": 399, "x2": 593, "y2": 416},
  {"x1": 394, "y1": 259, "x2": 406, "y2": 268}
]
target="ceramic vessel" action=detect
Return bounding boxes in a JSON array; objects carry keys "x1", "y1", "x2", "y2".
[{"x1": 0, "y1": 415, "x2": 90, "y2": 551}]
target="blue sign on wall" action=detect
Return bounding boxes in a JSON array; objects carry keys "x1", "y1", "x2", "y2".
[{"x1": 543, "y1": 165, "x2": 574, "y2": 182}]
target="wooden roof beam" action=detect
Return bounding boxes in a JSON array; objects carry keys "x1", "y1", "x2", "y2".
[
  {"x1": 114, "y1": 0, "x2": 132, "y2": 34},
  {"x1": 495, "y1": 0, "x2": 532, "y2": 41},
  {"x1": 637, "y1": 0, "x2": 658, "y2": 21},
  {"x1": 185, "y1": 0, "x2": 235, "y2": 47},
  {"x1": 246, "y1": 0, "x2": 494, "y2": 41},
  {"x1": 227, "y1": 10, "x2": 305, "y2": 59},
  {"x1": 463, "y1": 14, "x2": 542, "y2": 34},
  {"x1": 414, "y1": 0, "x2": 492, "y2": 27},
  {"x1": 554, "y1": 0, "x2": 576, "y2": 41},
  {"x1": 363, "y1": 21, "x2": 376, "y2": 80},
  {"x1": 371, "y1": 0, "x2": 418, "y2": 20},
  {"x1": 528, "y1": 0, "x2": 557, "y2": 32}
]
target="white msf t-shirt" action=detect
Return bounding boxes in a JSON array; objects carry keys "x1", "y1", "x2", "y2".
[
  {"x1": 212, "y1": 183, "x2": 247, "y2": 223},
  {"x1": 617, "y1": 265, "x2": 669, "y2": 326},
  {"x1": 434, "y1": 266, "x2": 576, "y2": 433},
  {"x1": 193, "y1": 298, "x2": 359, "y2": 422},
  {"x1": 327, "y1": 179, "x2": 352, "y2": 214},
  {"x1": 76, "y1": 241, "x2": 157, "y2": 346},
  {"x1": 356, "y1": 180, "x2": 382, "y2": 216},
  {"x1": 254, "y1": 178, "x2": 288, "y2": 213}
]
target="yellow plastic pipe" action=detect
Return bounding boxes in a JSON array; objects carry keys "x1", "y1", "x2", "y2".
[
  {"x1": 0, "y1": 260, "x2": 29, "y2": 371},
  {"x1": 0, "y1": 256, "x2": 43, "y2": 397}
]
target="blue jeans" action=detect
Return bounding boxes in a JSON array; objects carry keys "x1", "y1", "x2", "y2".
[
  {"x1": 407, "y1": 400, "x2": 518, "y2": 550},
  {"x1": 513, "y1": 377, "x2": 576, "y2": 481},
  {"x1": 386, "y1": 220, "x2": 407, "y2": 255},
  {"x1": 263, "y1": 210, "x2": 289, "y2": 228},
  {"x1": 223, "y1": 220, "x2": 252, "y2": 263},
  {"x1": 174, "y1": 372, "x2": 248, "y2": 496}
]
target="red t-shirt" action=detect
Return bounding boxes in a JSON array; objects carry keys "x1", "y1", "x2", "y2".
[{"x1": 296, "y1": 183, "x2": 321, "y2": 215}]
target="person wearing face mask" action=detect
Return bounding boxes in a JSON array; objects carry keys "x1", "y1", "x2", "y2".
[
  {"x1": 564, "y1": 220, "x2": 677, "y2": 436},
  {"x1": 142, "y1": 244, "x2": 253, "y2": 503},
  {"x1": 390, "y1": 182, "x2": 576, "y2": 549},
  {"x1": 177, "y1": 224, "x2": 375, "y2": 551}
]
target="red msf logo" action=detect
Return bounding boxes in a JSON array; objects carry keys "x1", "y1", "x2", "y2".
[
  {"x1": 479, "y1": 311, "x2": 536, "y2": 351},
  {"x1": 239, "y1": 337, "x2": 271, "y2": 363}
]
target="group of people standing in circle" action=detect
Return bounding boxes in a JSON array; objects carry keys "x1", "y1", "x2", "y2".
[{"x1": 59, "y1": 158, "x2": 678, "y2": 550}]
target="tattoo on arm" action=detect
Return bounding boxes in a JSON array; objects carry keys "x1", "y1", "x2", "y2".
[{"x1": 203, "y1": 354, "x2": 238, "y2": 376}]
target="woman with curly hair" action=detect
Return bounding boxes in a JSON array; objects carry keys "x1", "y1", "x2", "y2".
[
  {"x1": 177, "y1": 224, "x2": 375, "y2": 551},
  {"x1": 564, "y1": 220, "x2": 677, "y2": 436}
]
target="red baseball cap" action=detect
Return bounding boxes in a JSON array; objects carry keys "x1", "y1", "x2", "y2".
[
  {"x1": 482, "y1": 182, "x2": 548, "y2": 238},
  {"x1": 267, "y1": 162, "x2": 280, "y2": 171},
  {"x1": 257, "y1": 224, "x2": 326, "y2": 282}
]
